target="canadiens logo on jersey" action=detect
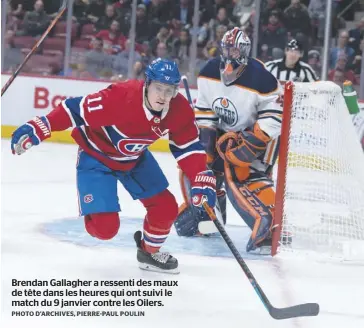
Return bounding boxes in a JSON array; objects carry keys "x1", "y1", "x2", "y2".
[
  {"x1": 212, "y1": 97, "x2": 238, "y2": 126},
  {"x1": 117, "y1": 139, "x2": 153, "y2": 156},
  {"x1": 84, "y1": 194, "x2": 93, "y2": 203}
]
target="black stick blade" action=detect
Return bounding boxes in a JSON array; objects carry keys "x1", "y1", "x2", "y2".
[{"x1": 269, "y1": 303, "x2": 320, "y2": 320}]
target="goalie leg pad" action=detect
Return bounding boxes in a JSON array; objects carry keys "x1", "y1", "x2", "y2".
[
  {"x1": 225, "y1": 165, "x2": 275, "y2": 252},
  {"x1": 84, "y1": 212, "x2": 120, "y2": 240}
]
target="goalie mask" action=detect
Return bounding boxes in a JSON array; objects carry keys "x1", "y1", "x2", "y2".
[{"x1": 220, "y1": 27, "x2": 251, "y2": 86}]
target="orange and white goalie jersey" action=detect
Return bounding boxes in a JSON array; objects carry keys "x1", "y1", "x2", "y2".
[{"x1": 195, "y1": 57, "x2": 283, "y2": 173}]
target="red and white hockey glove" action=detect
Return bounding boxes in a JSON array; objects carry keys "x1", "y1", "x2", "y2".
[
  {"x1": 191, "y1": 170, "x2": 217, "y2": 209},
  {"x1": 11, "y1": 116, "x2": 51, "y2": 155}
]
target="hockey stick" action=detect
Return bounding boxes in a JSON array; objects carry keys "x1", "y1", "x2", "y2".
[
  {"x1": 1, "y1": 0, "x2": 68, "y2": 97},
  {"x1": 181, "y1": 75, "x2": 193, "y2": 106},
  {"x1": 202, "y1": 202, "x2": 320, "y2": 320},
  {"x1": 182, "y1": 75, "x2": 224, "y2": 233}
]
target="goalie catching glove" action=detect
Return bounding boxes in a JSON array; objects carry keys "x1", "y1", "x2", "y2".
[
  {"x1": 216, "y1": 123, "x2": 271, "y2": 168},
  {"x1": 11, "y1": 116, "x2": 51, "y2": 155}
]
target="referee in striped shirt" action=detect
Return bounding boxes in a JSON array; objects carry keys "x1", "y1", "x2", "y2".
[{"x1": 265, "y1": 39, "x2": 319, "y2": 82}]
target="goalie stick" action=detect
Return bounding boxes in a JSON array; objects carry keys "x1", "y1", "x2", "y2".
[
  {"x1": 1, "y1": 0, "x2": 68, "y2": 97},
  {"x1": 202, "y1": 201, "x2": 320, "y2": 320}
]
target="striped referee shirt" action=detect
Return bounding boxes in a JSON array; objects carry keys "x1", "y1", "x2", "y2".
[{"x1": 265, "y1": 58, "x2": 319, "y2": 82}]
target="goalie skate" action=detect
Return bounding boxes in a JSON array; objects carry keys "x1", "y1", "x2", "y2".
[
  {"x1": 251, "y1": 232, "x2": 292, "y2": 256},
  {"x1": 134, "y1": 231, "x2": 179, "y2": 274},
  {"x1": 249, "y1": 238, "x2": 272, "y2": 255}
]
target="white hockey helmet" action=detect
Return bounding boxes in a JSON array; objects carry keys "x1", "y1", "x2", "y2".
[{"x1": 220, "y1": 27, "x2": 251, "y2": 85}]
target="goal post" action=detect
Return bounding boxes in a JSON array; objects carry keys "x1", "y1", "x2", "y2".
[
  {"x1": 271, "y1": 81, "x2": 364, "y2": 260},
  {"x1": 272, "y1": 81, "x2": 294, "y2": 256}
]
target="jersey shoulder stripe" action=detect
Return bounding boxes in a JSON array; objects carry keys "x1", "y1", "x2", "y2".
[
  {"x1": 238, "y1": 58, "x2": 279, "y2": 94},
  {"x1": 199, "y1": 57, "x2": 221, "y2": 80},
  {"x1": 199, "y1": 57, "x2": 279, "y2": 95}
]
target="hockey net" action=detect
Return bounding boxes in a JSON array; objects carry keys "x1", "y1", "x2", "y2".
[{"x1": 271, "y1": 81, "x2": 364, "y2": 260}]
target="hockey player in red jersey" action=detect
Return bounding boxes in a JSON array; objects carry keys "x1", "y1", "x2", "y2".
[
  {"x1": 10, "y1": 58, "x2": 216, "y2": 274},
  {"x1": 174, "y1": 28, "x2": 283, "y2": 254}
]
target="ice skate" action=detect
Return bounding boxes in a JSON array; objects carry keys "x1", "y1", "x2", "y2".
[
  {"x1": 254, "y1": 237, "x2": 273, "y2": 255},
  {"x1": 134, "y1": 231, "x2": 179, "y2": 274}
]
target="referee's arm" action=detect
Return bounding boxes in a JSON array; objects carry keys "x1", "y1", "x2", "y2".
[
  {"x1": 302, "y1": 62, "x2": 319, "y2": 82},
  {"x1": 264, "y1": 61, "x2": 275, "y2": 72}
]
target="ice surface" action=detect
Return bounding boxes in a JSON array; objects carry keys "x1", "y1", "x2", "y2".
[{"x1": 1, "y1": 140, "x2": 364, "y2": 328}]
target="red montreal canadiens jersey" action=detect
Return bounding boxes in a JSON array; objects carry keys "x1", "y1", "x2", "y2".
[{"x1": 46, "y1": 80, "x2": 207, "y2": 180}]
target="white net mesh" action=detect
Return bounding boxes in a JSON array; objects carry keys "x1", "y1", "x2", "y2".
[{"x1": 279, "y1": 81, "x2": 364, "y2": 260}]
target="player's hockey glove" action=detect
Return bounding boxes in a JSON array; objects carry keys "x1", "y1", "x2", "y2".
[
  {"x1": 11, "y1": 116, "x2": 51, "y2": 155},
  {"x1": 191, "y1": 170, "x2": 217, "y2": 209},
  {"x1": 216, "y1": 123, "x2": 271, "y2": 168}
]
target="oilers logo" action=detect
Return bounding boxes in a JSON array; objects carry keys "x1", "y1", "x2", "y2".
[
  {"x1": 212, "y1": 97, "x2": 238, "y2": 126},
  {"x1": 117, "y1": 139, "x2": 153, "y2": 156}
]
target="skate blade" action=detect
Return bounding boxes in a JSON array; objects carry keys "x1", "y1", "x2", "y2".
[
  {"x1": 138, "y1": 263, "x2": 180, "y2": 275},
  {"x1": 249, "y1": 245, "x2": 272, "y2": 256}
]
